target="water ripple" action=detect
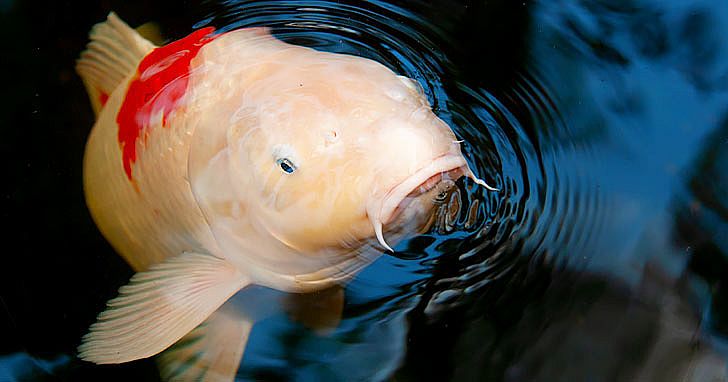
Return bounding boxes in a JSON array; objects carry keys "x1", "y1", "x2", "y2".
[{"x1": 192, "y1": 0, "x2": 609, "y2": 376}]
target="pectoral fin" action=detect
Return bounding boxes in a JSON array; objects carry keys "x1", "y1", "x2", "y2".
[
  {"x1": 78, "y1": 252, "x2": 249, "y2": 364},
  {"x1": 157, "y1": 304, "x2": 253, "y2": 382}
]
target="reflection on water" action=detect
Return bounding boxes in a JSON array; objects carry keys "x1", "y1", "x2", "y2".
[
  {"x1": 673, "y1": 112, "x2": 728, "y2": 342},
  {"x1": 4, "y1": 0, "x2": 728, "y2": 380}
]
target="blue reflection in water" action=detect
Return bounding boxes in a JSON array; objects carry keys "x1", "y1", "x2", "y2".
[{"x1": 0, "y1": 353, "x2": 69, "y2": 381}]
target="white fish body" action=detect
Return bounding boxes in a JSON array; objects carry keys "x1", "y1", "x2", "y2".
[{"x1": 76, "y1": 13, "x2": 496, "y2": 380}]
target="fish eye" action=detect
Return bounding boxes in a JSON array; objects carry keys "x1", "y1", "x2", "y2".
[{"x1": 276, "y1": 158, "x2": 297, "y2": 174}]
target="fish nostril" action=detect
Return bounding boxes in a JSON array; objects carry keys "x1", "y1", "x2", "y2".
[{"x1": 325, "y1": 130, "x2": 339, "y2": 144}]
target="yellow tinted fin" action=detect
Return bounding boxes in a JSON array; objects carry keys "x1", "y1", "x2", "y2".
[
  {"x1": 157, "y1": 305, "x2": 253, "y2": 382},
  {"x1": 77, "y1": 252, "x2": 249, "y2": 364},
  {"x1": 76, "y1": 12, "x2": 155, "y2": 116}
]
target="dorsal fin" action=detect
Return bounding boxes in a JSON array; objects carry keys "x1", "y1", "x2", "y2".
[{"x1": 76, "y1": 12, "x2": 156, "y2": 116}]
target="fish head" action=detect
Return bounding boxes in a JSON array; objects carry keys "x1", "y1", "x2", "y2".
[
  {"x1": 224, "y1": 51, "x2": 489, "y2": 253},
  {"x1": 190, "y1": 37, "x2": 494, "y2": 261}
]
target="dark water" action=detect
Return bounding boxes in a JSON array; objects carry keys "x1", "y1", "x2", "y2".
[{"x1": 3, "y1": 0, "x2": 728, "y2": 380}]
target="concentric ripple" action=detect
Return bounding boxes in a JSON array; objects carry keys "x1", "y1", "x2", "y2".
[
  {"x1": 191, "y1": 0, "x2": 609, "y2": 378},
  {"x1": 192, "y1": 0, "x2": 610, "y2": 313}
]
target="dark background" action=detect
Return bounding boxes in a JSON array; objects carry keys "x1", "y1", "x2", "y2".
[{"x1": 0, "y1": 1, "x2": 206, "y2": 380}]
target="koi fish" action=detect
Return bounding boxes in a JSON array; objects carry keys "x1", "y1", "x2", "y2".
[{"x1": 76, "y1": 12, "x2": 496, "y2": 380}]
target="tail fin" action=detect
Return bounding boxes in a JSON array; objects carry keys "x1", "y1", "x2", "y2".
[{"x1": 76, "y1": 12, "x2": 155, "y2": 116}]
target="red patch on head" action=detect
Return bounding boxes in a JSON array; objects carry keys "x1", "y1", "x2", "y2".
[{"x1": 116, "y1": 27, "x2": 217, "y2": 180}]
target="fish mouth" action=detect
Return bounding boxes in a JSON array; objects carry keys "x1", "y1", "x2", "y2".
[
  {"x1": 367, "y1": 154, "x2": 496, "y2": 252},
  {"x1": 380, "y1": 158, "x2": 466, "y2": 226}
]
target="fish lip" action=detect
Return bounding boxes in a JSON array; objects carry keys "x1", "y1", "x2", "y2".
[{"x1": 378, "y1": 154, "x2": 468, "y2": 226}]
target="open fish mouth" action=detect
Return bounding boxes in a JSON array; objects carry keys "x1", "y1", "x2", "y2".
[
  {"x1": 368, "y1": 154, "x2": 497, "y2": 252},
  {"x1": 385, "y1": 165, "x2": 465, "y2": 225}
]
